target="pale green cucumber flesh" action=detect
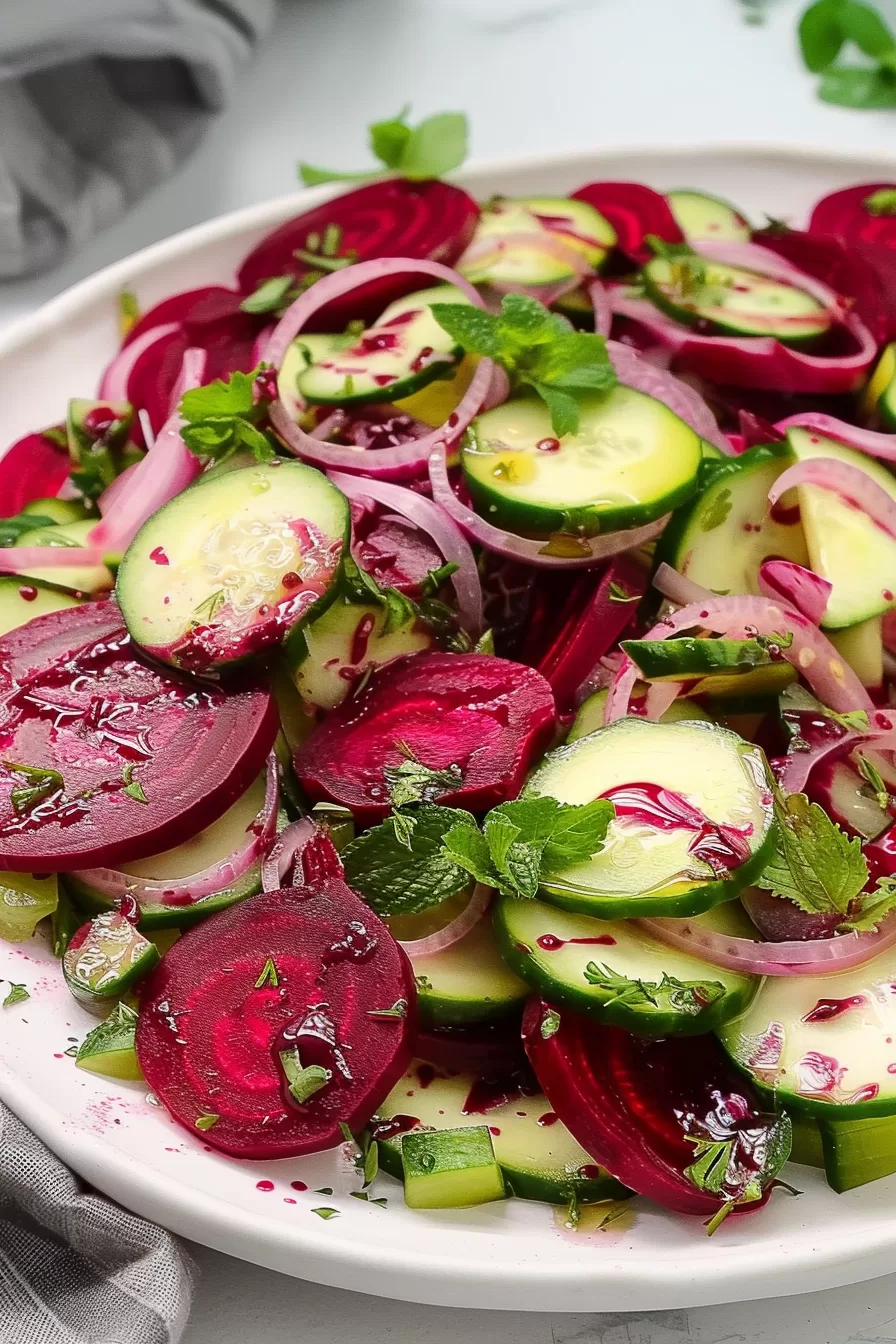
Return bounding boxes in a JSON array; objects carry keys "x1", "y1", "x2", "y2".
[
  {"x1": 863, "y1": 342, "x2": 896, "y2": 428},
  {"x1": 829, "y1": 616, "x2": 883, "y2": 691},
  {"x1": 20, "y1": 497, "x2": 89, "y2": 524},
  {"x1": 15, "y1": 518, "x2": 113, "y2": 594},
  {"x1": 526, "y1": 717, "x2": 775, "y2": 918},
  {"x1": 819, "y1": 1113, "x2": 896, "y2": 1191},
  {"x1": 400, "y1": 1125, "x2": 506, "y2": 1208},
  {"x1": 461, "y1": 385, "x2": 701, "y2": 536},
  {"x1": 375, "y1": 1062, "x2": 628, "y2": 1204},
  {"x1": 642, "y1": 258, "x2": 831, "y2": 343},
  {"x1": 411, "y1": 913, "x2": 529, "y2": 1027},
  {"x1": 277, "y1": 333, "x2": 351, "y2": 420},
  {"x1": 117, "y1": 461, "x2": 349, "y2": 670},
  {"x1": 494, "y1": 896, "x2": 757, "y2": 1035},
  {"x1": 460, "y1": 197, "x2": 615, "y2": 286},
  {"x1": 666, "y1": 190, "x2": 751, "y2": 242},
  {"x1": 0, "y1": 871, "x2": 58, "y2": 942},
  {"x1": 567, "y1": 688, "x2": 711, "y2": 742},
  {"x1": 0, "y1": 575, "x2": 82, "y2": 637},
  {"x1": 75, "y1": 1002, "x2": 143, "y2": 1081}
]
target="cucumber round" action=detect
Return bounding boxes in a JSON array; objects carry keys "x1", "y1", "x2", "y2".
[
  {"x1": 525, "y1": 717, "x2": 776, "y2": 919},
  {"x1": 460, "y1": 196, "x2": 616, "y2": 286},
  {"x1": 296, "y1": 285, "x2": 470, "y2": 407},
  {"x1": 461, "y1": 386, "x2": 702, "y2": 537},
  {"x1": 784, "y1": 427, "x2": 896, "y2": 629},
  {"x1": 20, "y1": 497, "x2": 90, "y2": 524},
  {"x1": 411, "y1": 912, "x2": 529, "y2": 1027},
  {"x1": 0, "y1": 575, "x2": 82, "y2": 638},
  {"x1": 375, "y1": 1062, "x2": 629, "y2": 1205},
  {"x1": 277, "y1": 333, "x2": 351, "y2": 420},
  {"x1": 642, "y1": 257, "x2": 832, "y2": 344},
  {"x1": 16, "y1": 518, "x2": 113, "y2": 594},
  {"x1": 494, "y1": 897, "x2": 757, "y2": 1036},
  {"x1": 0, "y1": 871, "x2": 58, "y2": 943},
  {"x1": 656, "y1": 441, "x2": 810, "y2": 597},
  {"x1": 718, "y1": 941, "x2": 896, "y2": 1119},
  {"x1": 622, "y1": 636, "x2": 796, "y2": 703},
  {"x1": 117, "y1": 461, "x2": 349, "y2": 672},
  {"x1": 863, "y1": 341, "x2": 896, "y2": 431},
  {"x1": 666, "y1": 190, "x2": 751, "y2": 243},
  {"x1": 567, "y1": 687, "x2": 711, "y2": 742}
]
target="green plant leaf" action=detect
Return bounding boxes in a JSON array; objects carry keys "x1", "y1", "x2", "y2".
[
  {"x1": 819, "y1": 65, "x2": 896, "y2": 107},
  {"x1": 369, "y1": 108, "x2": 412, "y2": 168},
  {"x1": 239, "y1": 274, "x2": 295, "y2": 314},
  {"x1": 798, "y1": 0, "x2": 847, "y2": 72},
  {"x1": 528, "y1": 381, "x2": 581, "y2": 437},
  {"x1": 341, "y1": 806, "x2": 476, "y2": 916},
  {"x1": 756, "y1": 791, "x2": 868, "y2": 915},
  {"x1": 399, "y1": 112, "x2": 468, "y2": 180},
  {"x1": 180, "y1": 370, "x2": 258, "y2": 421},
  {"x1": 841, "y1": 0, "x2": 896, "y2": 57}
]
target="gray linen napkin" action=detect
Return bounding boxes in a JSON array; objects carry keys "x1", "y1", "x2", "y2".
[
  {"x1": 0, "y1": 1100, "x2": 193, "y2": 1343},
  {"x1": 0, "y1": 0, "x2": 276, "y2": 278}
]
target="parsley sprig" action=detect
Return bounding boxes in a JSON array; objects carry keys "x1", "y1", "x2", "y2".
[
  {"x1": 430, "y1": 293, "x2": 617, "y2": 437},
  {"x1": 299, "y1": 108, "x2": 468, "y2": 188},
  {"x1": 178, "y1": 368, "x2": 279, "y2": 466},
  {"x1": 798, "y1": 0, "x2": 896, "y2": 108}
]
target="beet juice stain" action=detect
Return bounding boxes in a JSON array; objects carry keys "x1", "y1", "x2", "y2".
[{"x1": 599, "y1": 781, "x2": 752, "y2": 873}]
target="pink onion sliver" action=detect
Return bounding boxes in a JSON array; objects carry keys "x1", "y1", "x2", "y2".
[
  {"x1": 458, "y1": 230, "x2": 592, "y2": 281},
  {"x1": 780, "y1": 730, "x2": 859, "y2": 794},
  {"x1": 397, "y1": 884, "x2": 493, "y2": 957},
  {"x1": 428, "y1": 441, "x2": 668, "y2": 569},
  {"x1": 769, "y1": 458, "x2": 896, "y2": 542},
  {"x1": 606, "y1": 340, "x2": 729, "y2": 453},
  {"x1": 484, "y1": 364, "x2": 511, "y2": 411},
  {"x1": 251, "y1": 322, "x2": 275, "y2": 367},
  {"x1": 261, "y1": 817, "x2": 318, "y2": 893},
  {"x1": 643, "y1": 680, "x2": 681, "y2": 721},
  {"x1": 775, "y1": 412, "x2": 896, "y2": 464},
  {"x1": 652, "y1": 561, "x2": 718, "y2": 609},
  {"x1": 97, "y1": 322, "x2": 180, "y2": 402},
  {"x1": 589, "y1": 279, "x2": 613, "y2": 339},
  {"x1": 758, "y1": 559, "x2": 832, "y2": 625},
  {"x1": 327, "y1": 470, "x2": 483, "y2": 634},
  {"x1": 638, "y1": 911, "x2": 896, "y2": 976},
  {"x1": 88, "y1": 348, "x2": 206, "y2": 552},
  {"x1": 97, "y1": 461, "x2": 140, "y2": 517},
  {"x1": 0, "y1": 547, "x2": 107, "y2": 574},
  {"x1": 74, "y1": 755, "x2": 279, "y2": 909},
  {"x1": 606, "y1": 594, "x2": 874, "y2": 722}
]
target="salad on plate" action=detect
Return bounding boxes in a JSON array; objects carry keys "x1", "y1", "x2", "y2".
[{"x1": 6, "y1": 119, "x2": 896, "y2": 1235}]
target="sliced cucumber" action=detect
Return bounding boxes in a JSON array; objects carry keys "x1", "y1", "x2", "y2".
[
  {"x1": 666, "y1": 190, "x2": 751, "y2": 242},
  {"x1": 817, "y1": 1113, "x2": 896, "y2": 1192},
  {"x1": 400, "y1": 1125, "x2": 506, "y2": 1208},
  {"x1": 277, "y1": 333, "x2": 350, "y2": 420},
  {"x1": 297, "y1": 285, "x2": 471, "y2": 407},
  {"x1": 656, "y1": 442, "x2": 809, "y2": 597},
  {"x1": 461, "y1": 386, "x2": 702, "y2": 537},
  {"x1": 785, "y1": 427, "x2": 896, "y2": 628},
  {"x1": 719, "y1": 941, "x2": 896, "y2": 1119},
  {"x1": 0, "y1": 575, "x2": 82, "y2": 637},
  {"x1": 67, "y1": 772, "x2": 267, "y2": 929},
  {"x1": 286, "y1": 589, "x2": 432, "y2": 711},
  {"x1": 375, "y1": 1062, "x2": 628, "y2": 1204},
  {"x1": 75, "y1": 1001, "x2": 143, "y2": 1081},
  {"x1": 642, "y1": 257, "x2": 831, "y2": 344},
  {"x1": 623, "y1": 637, "x2": 796, "y2": 704},
  {"x1": 567, "y1": 686, "x2": 711, "y2": 742},
  {"x1": 830, "y1": 616, "x2": 883, "y2": 691},
  {"x1": 117, "y1": 461, "x2": 349, "y2": 672},
  {"x1": 16, "y1": 518, "x2": 113, "y2": 594},
  {"x1": 66, "y1": 398, "x2": 134, "y2": 498},
  {"x1": 494, "y1": 896, "x2": 756, "y2": 1035},
  {"x1": 526, "y1": 717, "x2": 775, "y2": 919},
  {"x1": 411, "y1": 912, "x2": 529, "y2": 1027},
  {"x1": 20, "y1": 497, "x2": 89, "y2": 524},
  {"x1": 460, "y1": 196, "x2": 615, "y2": 287},
  {"x1": 863, "y1": 341, "x2": 896, "y2": 431},
  {"x1": 63, "y1": 911, "x2": 160, "y2": 1012},
  {"x1": 0, "y1": 871, "x2": 58, "y2": 942}
]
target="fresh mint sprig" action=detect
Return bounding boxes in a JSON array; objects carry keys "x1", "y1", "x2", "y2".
[
  {"x1": 300, "y1": 109, "x2": 468, "y2": 188},
  {"x1": 178, "y1": 367, "x2": 279, "y2": 466},
  {"x1": 430, "y1": 293, "x2": 617, "y2": 437},
  {"x1": 798, "y1": 0, "x2": 896, "y2": 108}
]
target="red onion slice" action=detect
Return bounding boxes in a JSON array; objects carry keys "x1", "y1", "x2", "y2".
[
  {"x1": 758, "y1": 558, "x2": 832, "y2": 625},
  {"x1": 643, "y1": 680, "x2": 682, "y2": 721},
  {"x1": 397, "y1": 884, "x2": 493, "y2": 957},
  {"x1": 589, "y1": 279, "x2": 613, "y2": 339},
  {"x1": 606, "y1": 340, "x2": 729, "y2": 453},
  {"x1": 776, "y1": 412, "x2": 896, "y2": 465},
  {"x1": 98, "y1": 322, "x2": 180, "y2": 402},
  {"x1": 261, "y1": 817, "x2": 317, "y2": 892},
  {"x1": 87, "y1": 348, "x2": 206, "y2": 552},
  {"x1": 73, "y1": 755, "x2": 278, "y2": 909},
  {"x1": 328, "y1": 470, "x2": 483, "y2": 634},
  {"x1": 606, "y1": 593, "x2": 874, "y2": 722},
  {"x1": 639, "y1": 910, "x2": 896, "y2": 976},
  {"x1": 768, "y1": 458, "x2": 896, "y2": 542},
  {"x1": 779, "y1": 729, "x2": 860, "y2": 795},
  {"x1": 0, "y1": 546, "x2": 107, "y2": 575},
  {"x1": 652, "y1": 561, "x2": 717, "y2": 609}
]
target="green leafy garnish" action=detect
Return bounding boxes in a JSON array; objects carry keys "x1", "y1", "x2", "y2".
[
  {"x1": 442, "y1": 795, "x2": 615, "y2": 900},
  {"x1": 384, "y1": 744, "x2": 464, "y2": 809},
  {"x1": 311, "y1": 1207, "x2": 340, "y2": 1220},
  {"x1": 608, "y1": 581, "x2": 639, "y2": 604},
  {"x1": 3, "y1": 761, "x2": 64, "y2": 816},
  {"x1": 757, "y1": 791, "x2": 868, "y2": 916},
  {"x1": 341, "y1": 806, "x2": 476, "y2": 916},
  {"x1": 338, "y1": 1122, "x2": 379, "y2": 1188},
  {"x1": 798, "y1": 0, "x2": 896, "y2": 108},
  {"x1": 858, "y1": 754, "x2": 891, "y2": 811},
  {"x1": 195, "y1": 1113, "x2": 220, "y2": 1132},
  {"x1": 583, "y1": 964, "x2": 725, "y2": 1017},
  {"x1": 299, "y1": 108, "x2": 468, "y2": 187},
  {"x1": 540, "y1": 1007, "x2": 561, "y2": 1039},
  {"x1": 700, "y1": 487, "x2": 733, "y2": 534},
  {"x1": 179, "y1": 367, "x2": 279, "y2": 466},
  {"x1": 281, "y1": 1055, "x2": 330, "y2": 1105},
  {"x1": 430, "y1": 293, "x2": 617, "y2": 437},
  {"x1": 2, "y1": 982, "x2": 29, "y2": 1008},
  {"x1": 255, "y1": 958, "x2": 280, "y2": 989},
  {"x1": 122, "y1": 766, "x2": 148, "y2": 805},
  {"x1": 239, "y1": 275, "x2": 295, "y2": 315},
  {"x1": 366, "y1": 999, "x2": 409, "y2": 1020},
  {"x1": 474, "y1": 629, "x2": 495, "y2": 655},
  {"x1": 0, "y1": 513, "x2": 59, "y2": 547},
  {"x1": 51, "y1": 889, "x2": 80, "y2": 959}
]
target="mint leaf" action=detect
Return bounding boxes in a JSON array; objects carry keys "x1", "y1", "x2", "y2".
[
  {"x1": 429, "y1": 303, "x2": 502, "y2": 358},
  {"x1": 799, "y1": 0, "x2": 847, "y2": 72},
  {"x1": 369, "y1": 107, "x2": 412, "y2": 168},
  {"x1": 819, "y1": 65, "x2": 896, "y2": 107},
  {"x1": 341, "y1": 806, "x2": 476, "y2": 916},
  {"x1": 840, "y1": 0, "x2": 896, "y2": 57},
  {"x1": 3, "y1": 761, "x2": 64, "y2": 816},
  {"x1": 299, "y1": 109, "x2": 468, "y2": 187},
  {"x1": 311, "y1": 1207, "x2": 340, "y2": 1219},
  {"x1": 180, "y1": 371, "x2": 256, "y2": 421},
  {"x1": 756, "y1": 791, "x2": 868, "y2": 916},
  {"x1": 529, "y1": 382, "x2": 581, "y2": 437},
  {"x1": 2, "y1": 982, "x2": 29, "y2": 1008},
  {"x1": 383, "y1": 745, "x2": 464, "y2": 808},
  {"x1": 441, "y1": 822, "x2": 497, "y2": 888},
  {"x1": 541, "y1": 798, "x2": 615, "y2": 869},
  {"x1": 840, "y1": 876, "x2": 896, "y2": 932},
  {"x1": 280, "y1": 1053, "x2": 330, "y2": 1104},
  {"x1": 195, "y1": 1113, "x2": 220, "y2": 1131},
  {"x1": 255, "y1": 958, "x2": 279, "y2": 989},
  {"x1": 179, "y1": 367, "x2": 279, "y2": 466}
]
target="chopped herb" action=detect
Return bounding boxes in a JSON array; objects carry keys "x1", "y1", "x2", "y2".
[
  {"x1": 541, "y1": 1008, "x2": 561, "y2": 1039},
  {"x1": 63, "y1": 1044, "x2": 79, "y2": 1058},
  {"x1": 865, "y1": 187, "x2": 896, "y2": 215},
  {"x1": 118, "y1": 289, "x2": 141, "y2": 338},
  {"x1": 384, "y1": 744, "x2": 464, "y2": 809},
  {"x1": 366, "y1": 999, "x2": 409, "y2": 1020},
  {"x1": 195, "y1": 1113, "x2": 220, "y2": 1131},
  {"x1": 314, "y1": 1187, "x2": 334, "y2": 1196},
  {"x1": 583, "y1": 963, "x2": 725, "y2": 1017},
  {"x1": 391, "y1": 809, "x2": 417, "y2": 851},
  {"x1": 858, "y1": 754, "x2": 891, "y2": 811},
  {"x1": 123, "y1": 778, "x2": 149, "y2": 804},
  {"x1": 300, "y1": 108, "x2": 468, "y2": 187},
  {"x1": 3, "y1": 983, "x2": 29, "y2": 1008},
  {"x1": 311, "y1": 1207, "x2": 340, "y2": 1219},
  {"x1": 280, "y1": 1053, "x2": 330, "y2": 1104},
  {"x1": 239, "y1": 274, "x2": 296, "y2": 314},
  {"x1": 3, "y1": 761, "x2": 64, "y2": 816},
  {"x1": 474, "y1": 628, "x2": 495, "y2": 655},
  {"x1": 51, "y1": 889, "x2": 80, "y2": 959},
  {"x1": 370, "y1": 1197, "x2": 388, "y2": 1208},
  {"x1": 704, "y1": 1202, "x2": 736, "y2": 1236},
  {"x1": 415, "y1": 975, "x2": 433, "y2": 991},
  {"x1": 255, "y1": 958, "x2": 280, "y2": 989},
  {"x1": 564, "y1": 1188, "x2": 581, "y2": 1231},
  {"x1": 608, "y1": 581, "x2": 639, "y2": 604}
]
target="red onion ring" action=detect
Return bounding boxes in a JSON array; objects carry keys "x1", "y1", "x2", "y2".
[
  {"x1": 638, "y1": 909, "x2": 896, "y2": 976},
  {"x1": 251, "y1": 322, "x2": 275, "y2": 367},
  {"x1": 779, "y1": 729, "x2": 860, "y2": 795},
  {"x1": 261, "y1": 817, "x2": 317, "y2": 892},
  {"x1": 98, "y1": 323, "x2": 180, "y2": 402},
  {"x1": 606, "y1": 340, "x2": 729, "y2": 453},
  {"x1": 0, "y1": 546, "x2": 107, "y2": 575},
  {"x1": 72, "y1": 755, "x2": 278, "y2": 909},
  {"x1": 644, "y1": 681, "x2": 682, "y2": 721},
  {"x1": 87, "y1": 348, "x2": 206, "y2": 552},
  {"x1": 396, "y1": 884, "x2": 493, "y2": 957},
  {"x1": 589, "y1": 279, "x2": 613, "y2": 339},
  {"x1": 327, "y1": 470, "x2": 483, "y2": 634},
  {"x1": 758, "y1": 558, "x2": 832, "y2": 625},
  {"x1": 769, "y1": 458, "x2": 896, "y2": 542},
  {"x1": 606, "y1": 594, "x2": 874, "y2": 722},
  {"x1": 652, "y1": 562, "x2": 718, "y2": 609},
  {"x1": 776, "y1": 412, "x2": 896, "y2": 465}
]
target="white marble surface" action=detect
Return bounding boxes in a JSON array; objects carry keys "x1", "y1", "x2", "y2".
[{"x1": 6, "y1": 0, "x2": 896, "y2": 1338}]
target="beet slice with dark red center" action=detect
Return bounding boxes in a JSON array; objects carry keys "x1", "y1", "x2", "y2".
[
  {"x1": 809, "y1": 183, "x2": 896, "y2": 251},
  {"x1": 295, "y1": 651, "x2": 557, "y2": 824},
  {"x1": 136, "y1": 878, "x2": 416, "y2": 1158},
  {"x1": 0, "y1": 603, "x2": 276, "y2": 871},
  {"x1": 0, "y1": 428, "x2": 71, "y2": 514},
  {"x1": 351, "y1": 499, "x2": 444, "y2": 598},
  {"x1": 570, "y1": 181, "x2": 684, "y2": 265},
  {"x1": 523, "y1": 999, "x2": 790, "y2": 1221},
  {"x1": 237, "y1": 179, "x2": 480, "y2": 332}
]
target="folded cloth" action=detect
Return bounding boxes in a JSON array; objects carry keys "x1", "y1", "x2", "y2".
[
  {"x1": 0, "y1": 1101, "x2": 193, "y2": 1343},
  {"x1": 0, "y1": 0, "x2": 276, "y2": 278}
]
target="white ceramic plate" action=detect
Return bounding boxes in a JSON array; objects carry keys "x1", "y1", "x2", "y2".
[{"x1": 3, "y1": 144, "x2": 896, "y2": 1314}]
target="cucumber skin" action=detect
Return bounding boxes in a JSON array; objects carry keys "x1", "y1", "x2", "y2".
[
  {"x1": 641, "y1": 260, "x2": 829, "y2": 346},
  {"x1": 415, "y1": 985, "x2": 527, "y2": 1030},
  {"x1": 299, "y1": 357, "x2": 461, "y2": 409},
  {"x1": 376, "y1": 1123, "x2": 630, "y2": 1206},
  {"x1": 492, "y1": 901, "x2": 757, "y2": 1037},
  {"x1": 64, "y1": 867, "x2": 262, "y2": 931}
]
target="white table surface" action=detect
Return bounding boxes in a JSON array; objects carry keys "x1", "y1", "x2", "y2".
[{"x1": 5, "y1": 0, "x2": 896, "y2": 1338}]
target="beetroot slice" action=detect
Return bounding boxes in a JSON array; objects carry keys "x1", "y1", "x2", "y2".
[
  {"x1": 136, "y1": 880, "x2": 416, "y2": 1158},
  {"x1": 571, "y1": 181, "x2": 684, "y2": 265},
  {"x1": 522, "y1": 1000, "x2": 790, "y2": 1219},
  {"x1": 809, "y1": 183, "x2": 896, "y2": 251},
  {"x1": 295, "y1": 651, "x2": 557, "y2": 824},
  {"x1": 237, "y1": 179, "x2": 480, "y2": 331},
  {"x1": 1, "y1": 429, "x2": 71, "y2": 514},
  {"x1": 0, "y1": 603, "x2": 276, "y2": 871},
  {"x1": 350, "y1": 499, "x2": 444, "y2": 598}
]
